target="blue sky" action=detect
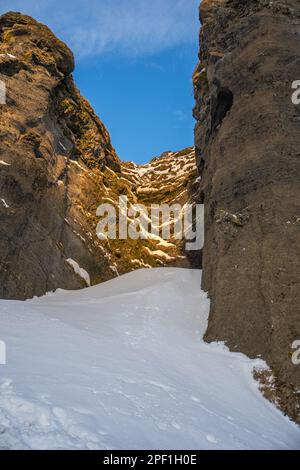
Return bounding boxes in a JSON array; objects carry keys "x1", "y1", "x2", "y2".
[{"x1": 0, "y1": 0, "x2": 200, "y2": 163}]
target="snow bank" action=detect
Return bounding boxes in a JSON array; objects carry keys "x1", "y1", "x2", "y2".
[{"x1": 0, "y1": 268, "x2": 299, "y2": 450}]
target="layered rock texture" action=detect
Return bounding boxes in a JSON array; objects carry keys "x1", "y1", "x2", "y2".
[
  {"x1": 121, "y1": 147, "x2": 199, "y2": 270},
  {"x1": 194, "y1": 0, "x2": 300, "y2": 422},
  {"x1": 0, "y1": 12, "x2": 197, "y2": 300}
]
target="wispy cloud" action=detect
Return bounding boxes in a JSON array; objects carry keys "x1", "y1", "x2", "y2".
[{"x1": 0, "y1": 0, "x2": 199, "y2": 59}]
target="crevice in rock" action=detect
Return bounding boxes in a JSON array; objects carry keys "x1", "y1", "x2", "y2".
[{"x1": 211, "y1": 86, "x2": 233, "y2": 132}]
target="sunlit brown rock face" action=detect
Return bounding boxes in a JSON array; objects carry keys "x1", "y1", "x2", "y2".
[
  {"x1": 194, "y1": 0, "x2": 300, "y2": 423},
  {"x1": 0, "y1": 12, "x2": 198, "y2": 300}
]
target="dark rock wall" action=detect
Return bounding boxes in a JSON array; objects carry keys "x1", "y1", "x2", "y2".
[
  {"x1": 0, "y1": 12, "x2": 116, "y2": 299},
  {"x1": 194, "y1": 0, "x2": 300, "y2": 422}
]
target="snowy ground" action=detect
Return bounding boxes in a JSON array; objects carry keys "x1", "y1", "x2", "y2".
[{"x1": 0, "y1": 268, "x2": 299, "y2": 450}]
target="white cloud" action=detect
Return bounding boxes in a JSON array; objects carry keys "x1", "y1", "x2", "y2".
[{"x1": 0, "y1": 0, "x2": 199, "y2": 59}]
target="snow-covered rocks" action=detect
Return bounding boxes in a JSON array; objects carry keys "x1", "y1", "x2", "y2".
[{"x1": 66, "y1": 259, "x2": 91, "y2": 287}]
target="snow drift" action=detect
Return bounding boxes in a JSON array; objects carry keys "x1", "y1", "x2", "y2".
[{"x1": 0, "y1": 268, "x2": 299, "y2": 450}]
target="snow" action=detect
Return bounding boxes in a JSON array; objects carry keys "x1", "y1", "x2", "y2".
[
  {"x1": 1, "y1": 198, "x2": 9, "y2": 208},
  {"x1": 0, "y1": 268, "x2": 299, "y2": 450},
  {"x1": 110, "y1": 265, "x2": 119, "y2": 276},
  {"x1": 0, "y1": 53, "x2": 16, "y2": 59},
  {"x1": 138, "y1": 226, "x2": 176, "y2": 248},
  {"x1": 59, "y1": 141, "x2": 67, "y2": 151},
  {"x1": 143, "y1": 247, "x2": 176, "y2": 261},
  {"x1": 130, "y1": 259, "x2": 152, "y2": 269},
  {"x1": 66, "y1": 258, "x2": 90, "y2": 287},
  {"x1": 69, "y1": 160, "x2": 89, "y2": 174}
]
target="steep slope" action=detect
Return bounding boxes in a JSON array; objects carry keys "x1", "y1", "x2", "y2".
[
  {"x1": 0, "y1": 12, "x2": 198, "y2": 300},
  {"x1": 193, "y1": 0, "x2": 300, "y2": 422},
  {"x1": 1, "y1": 268, "x2": 299, "y2": 450},
  {"x1": 119, "y1": 147, "x2": 200, "y2": 270}
]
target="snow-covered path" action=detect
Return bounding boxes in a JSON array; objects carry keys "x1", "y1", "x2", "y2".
[{"x1": 0, "y1": 268, "x2": 299, "y2": 450}]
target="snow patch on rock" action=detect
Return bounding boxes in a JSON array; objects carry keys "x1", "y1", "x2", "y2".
[{"x1": 66, "y1": 259, "x2": 90, "y2": 286}]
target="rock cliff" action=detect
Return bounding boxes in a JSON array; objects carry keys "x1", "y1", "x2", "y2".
[
  {"x1": 0, "y1": 12, "x2": 197, "y2": 300},
  {"x1": 194, "y1": 0, "x2": 300, "y2": 422}
]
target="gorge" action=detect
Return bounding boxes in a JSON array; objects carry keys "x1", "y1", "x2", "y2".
[{"x1": 0, "y1": 0, "x2": 299, "y2": 442}]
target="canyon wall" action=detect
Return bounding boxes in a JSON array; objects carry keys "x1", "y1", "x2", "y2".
[
  {"x1": 0, "y1": 12, "x2": 197, "y2": 300},
  {"x1": 194, "y1": 0, "x2": 300, "y2": 422}
]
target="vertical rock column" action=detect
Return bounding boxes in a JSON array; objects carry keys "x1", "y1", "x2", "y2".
[{"x1": 194, "y1": 0, "x2": 300, "y2": 422}]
